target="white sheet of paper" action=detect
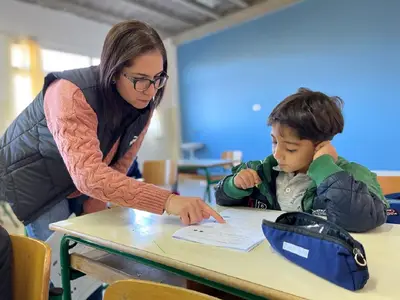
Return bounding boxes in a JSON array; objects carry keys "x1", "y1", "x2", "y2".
[
  {"x1": 219, "y1": 208, "x2": 285, "y2": 225},
  {"x1": 172, "y1": 208, "x2": 285, "y2": 252},
  {"x1": 173, "y1": 222, "x2": 264, "y2": 251}
]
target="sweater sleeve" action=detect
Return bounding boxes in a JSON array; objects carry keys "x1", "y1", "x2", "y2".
[
  {"x1": 84, "y1": 115, "x2": 150, "y2": 213},
  {"x1": 44, "y1": 79, "x2": 171, "y2": 214},
  {"x1": 112, "y1": 141, "x2": 141, "y2": 174}
]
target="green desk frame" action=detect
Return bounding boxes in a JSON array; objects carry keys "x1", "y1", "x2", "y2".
[{"x1": 59, "y1": 235, "x2": 268, "y2": 300}]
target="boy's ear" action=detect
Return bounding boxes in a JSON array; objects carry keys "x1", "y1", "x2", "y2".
[{"x1": 314, "y1": 141, "x2": 330, "y2": 152}]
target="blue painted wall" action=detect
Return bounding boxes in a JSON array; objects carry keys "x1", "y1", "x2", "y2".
[{"x1": 178, "y1": 0, "x2": 400, "y2": 170}]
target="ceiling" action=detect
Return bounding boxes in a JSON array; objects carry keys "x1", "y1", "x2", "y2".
[{"x1": 14, "y1": 0, "x2": 271, "y2": 38}]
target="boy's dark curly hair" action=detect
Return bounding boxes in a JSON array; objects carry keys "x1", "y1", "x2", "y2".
[{"x1": 268, "y1": 87, "x2": 344, "y2": 142}]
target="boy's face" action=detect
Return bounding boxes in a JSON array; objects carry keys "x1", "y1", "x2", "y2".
[{"x1": 271, "y1": 123, "x2": 316, "y2": 173}]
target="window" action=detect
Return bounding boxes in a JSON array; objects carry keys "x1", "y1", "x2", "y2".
[
  {"x1": 148, "y1": 109, "x2": 162, "y2": 138},
  {"x1": 41, "y1": 48, "x2": 100, "y2": 73},
  {"x1": 10, "y1": 41, "x2": 33, "y2": 115},
  {"x1": 41, "y1": 49, "x2": 91, "y2": 73},
  {"x1": 91, "y1": 57, "x2": 101, "y2": 65},
  {"x1": 10, "y1": 43, "x2": 30, "y2": 69},
  {"x1": 13, "y1": 74, "x2": 32, "y2": 115},
  {"x1": 10, "y1": 41, "x2": 101, "y2": 115}
]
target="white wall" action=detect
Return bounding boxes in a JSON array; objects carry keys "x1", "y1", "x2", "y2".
[{"x1": 137, "y1": 38, "x2": 182, "y2": 163}]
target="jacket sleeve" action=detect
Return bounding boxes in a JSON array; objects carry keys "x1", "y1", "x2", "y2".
[
  {"x1": 308, "y1": 155, "x2": 388, "y2": 233},
  {"x1": 215, "y1": 160, "x2": 262, "y2": 206},
  {"x1": 215, "y1": 176, "x2": 250, "y2": 206},
  {"x1": 44, "y1": 79, "x2": 172, "y2": 215}
]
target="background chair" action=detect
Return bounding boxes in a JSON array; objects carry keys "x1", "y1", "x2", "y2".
[
  {"x1": 376, "y1": 175, "x2": 400, "y2": 195},
  {"x1": 142, "y1": 160, "x2": 178, "y2": 191}
]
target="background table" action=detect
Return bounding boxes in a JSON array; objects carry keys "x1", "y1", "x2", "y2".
[{"x1": 178, "y1": 159, "x2": 233, "y2": 201}]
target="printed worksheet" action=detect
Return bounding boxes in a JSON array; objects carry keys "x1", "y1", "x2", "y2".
[
  {"x1": 219, "y1": 208, "x2": 284, "y2": 225},
  {"x1": 172, "y1": 208, "x2": 284, "y2": 252}
]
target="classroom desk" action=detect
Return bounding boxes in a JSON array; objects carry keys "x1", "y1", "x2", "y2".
[
  {"x1": 178, "y1": 159, "x2": 234, "y2": 201},
  {"x1": 50, "y1": 207, "x2": 400, "y2": 300}
]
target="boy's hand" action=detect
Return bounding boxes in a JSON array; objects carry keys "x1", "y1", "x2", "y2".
[
  {"x1": 314, "y1": 141, "x2": 338, "y2": 162},
  {"x1": 233, "y1": 169, "x2": 262, "y2": 189}
]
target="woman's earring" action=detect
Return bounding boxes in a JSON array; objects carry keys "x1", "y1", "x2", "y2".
[{"x1": 112, "y1": 79, "x2": 116, "y2": 84}]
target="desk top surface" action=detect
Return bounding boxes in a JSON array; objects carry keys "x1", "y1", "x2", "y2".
[{"x1": 50, "y1": 207, "x2": 399, "y2": 300}]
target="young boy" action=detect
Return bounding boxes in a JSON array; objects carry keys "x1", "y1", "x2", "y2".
[
  {"x1": 0, "y1": 225, "x2": 13, "y2": 300},
  {"x1": 215, "y1": 88, "x2": 388, "y2": 233}
]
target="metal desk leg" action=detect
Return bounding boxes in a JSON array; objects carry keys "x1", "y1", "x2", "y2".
[
  {"x1": 60, "y1": 236, "x2": 72, "y2": 300},
  {"x1": 203, "y1": 168, "x2": 212, "y2": 203}
]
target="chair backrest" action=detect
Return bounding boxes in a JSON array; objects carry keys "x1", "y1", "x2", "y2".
[
  {"x1": 377, "y1": 176, "x2": 400, "y2": 195},
  {"x1": 104, "y1": 279, "x2": 219, "y2": 300},
  {"x1": 221, "y1": 151, "x2": 243, "y2": 168},
  {"x1": 142, "y1": 160, "x2": 177, "y2": 186},
  {"x1": 10, "y1": 234, "x2": 51, "y2": 300}
]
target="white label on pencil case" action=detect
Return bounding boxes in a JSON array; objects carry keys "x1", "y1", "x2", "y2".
[{"x1": 282, "y1": 241, "x2": 309, "y2": 259}]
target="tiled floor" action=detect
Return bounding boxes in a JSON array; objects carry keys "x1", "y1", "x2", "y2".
[{"x1": 0, "y1": 203, "x2": 24, "y2": 235}]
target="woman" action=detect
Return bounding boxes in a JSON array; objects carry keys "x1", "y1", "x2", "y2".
[{"x1": 0, "y1": 20, "x2": 224, "y2": 241}]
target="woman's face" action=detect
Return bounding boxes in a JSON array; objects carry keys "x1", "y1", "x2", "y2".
[{"x1": 116, "y1": 50, "x2": 166, "y2": 109}]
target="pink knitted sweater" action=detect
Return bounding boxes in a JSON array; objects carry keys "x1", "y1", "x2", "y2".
[{"x1": 43, "y1": 79, "x2": 172, "y2": 214}]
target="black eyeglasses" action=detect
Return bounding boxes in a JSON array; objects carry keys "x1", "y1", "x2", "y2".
[{"x1": 123, "y1": 73, "x2": 169, "y2": 92}]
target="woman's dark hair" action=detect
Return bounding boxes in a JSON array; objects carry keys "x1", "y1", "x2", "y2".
[
  {"x1": 268, "y1": 88, "x2": 344, "y2": 142},
  {"x1": 99, "y1": 20, "x2": 167, "y2": 125}
]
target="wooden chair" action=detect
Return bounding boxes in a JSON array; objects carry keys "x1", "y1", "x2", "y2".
[
  {"x1": 376, "y1": 175, "x2": 400, "y2": 195},
  {"x1": 142, "y1": 160, "x2": 178, "y2": 190},
  {"x1": 10, "y1": 234, "x2": 62, "y2": 300},
  {"x1": 220, "y1": 151, "x2": 243, "y2": 169},
  {"x1": 104, "y1": 279, "x2": 219, "y2": 300}
]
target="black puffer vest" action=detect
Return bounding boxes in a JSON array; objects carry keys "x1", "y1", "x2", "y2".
[{"x1": 0, "y1": 66, "x2": 151, "y2": 225}]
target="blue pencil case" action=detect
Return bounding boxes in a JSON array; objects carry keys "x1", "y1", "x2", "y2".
[{"x1": 261, "y1": 212, "x2": 369, "y2": 291}]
